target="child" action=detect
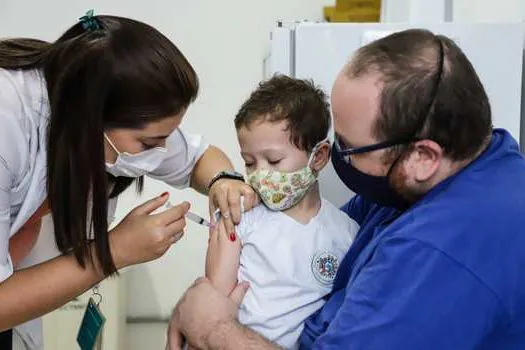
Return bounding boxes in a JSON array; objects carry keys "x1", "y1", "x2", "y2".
[{"x1": 206, "y1": 75, "x2": 359, "y2": 349}]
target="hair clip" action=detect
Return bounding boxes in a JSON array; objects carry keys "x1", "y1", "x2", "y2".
[{"x1": 79, "y1": 9, "x2": 101, "y2": 32}]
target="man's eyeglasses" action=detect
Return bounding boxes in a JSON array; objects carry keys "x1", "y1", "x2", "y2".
[{"x1": 334, "y1": 134, "x2": 417, "y2": 157}]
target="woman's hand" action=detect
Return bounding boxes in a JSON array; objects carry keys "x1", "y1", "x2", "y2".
[
  {"x1": 205, "y1": 218, "x2": 241, "y2": 296},
  {"x1": 208, "y1": 179, "x2": 258, "y2": 234},
  {"x1": 109, "y1": 193, "x2": 190, "y2": 269}
]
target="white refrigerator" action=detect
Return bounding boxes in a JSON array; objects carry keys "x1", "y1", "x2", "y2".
[{"x1": 264, "y1": 22, "x2": 525, "y2": 207}]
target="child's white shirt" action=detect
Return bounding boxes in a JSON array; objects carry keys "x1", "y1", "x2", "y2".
[{"x1": 236, "y1": 198, "x2": 359, "y2": 349}]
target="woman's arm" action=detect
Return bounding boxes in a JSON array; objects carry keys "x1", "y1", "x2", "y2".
[
  {"x1": 148, "y1": 131, "x2": 257, "y2": 232},
  {"x1": 190, "y1": 145, "x2": 235, "y2": 195},
  {"x1": 1, "y1": 178, "x2": 91, "y2": 330},
  {"x1": 0, "y1": 244, "x2": 104, "y2": 331},
  {"x1": 190, "y1": 145, "x2": 258, "y2": 234},
  {"x1": 9, "y1": 199, "x2": 50, "y2": 266},
  {"x1": 0, "y1": 193, "x2": 189, "y2": 331}
]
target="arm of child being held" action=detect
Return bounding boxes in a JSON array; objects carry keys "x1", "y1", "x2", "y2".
[
  {"x1": 205, "y1": 218, "x2": 242, "y2": 296},
  {"x1": 185, "y1": 219, "x2": 242, "y2": 350}
]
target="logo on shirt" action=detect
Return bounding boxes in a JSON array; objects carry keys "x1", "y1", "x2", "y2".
[{"x1": 311, "y1": 251, "x2": 339, "y2": 285}]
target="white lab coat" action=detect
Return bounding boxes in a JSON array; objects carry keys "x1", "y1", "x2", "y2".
[{"x1": 0, "y1": 68, "x2": 208, "y2": 349}]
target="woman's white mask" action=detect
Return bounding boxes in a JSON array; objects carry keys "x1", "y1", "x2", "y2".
[{"x1": 104, "y1": 133, "x2": 167, "y2": 178}]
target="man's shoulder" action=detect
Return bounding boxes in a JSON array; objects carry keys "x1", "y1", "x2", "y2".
[
  {"x1": 338, "y1": 195, "x2": 400, "y2": 229},
  {"x1": 385, "y1": 185, "x2": 525, "y2": 314}
]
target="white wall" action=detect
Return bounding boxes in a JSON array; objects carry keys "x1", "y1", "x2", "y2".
[
  {"x1": 453, "y1": 0, "x2": 525, "y2": 22},
  {"x1": 1, "y1": 0, "x2": 524, "y2": 349},
  {"x1": 382, "y1": 0, "x2": 525, "y2": 22}
]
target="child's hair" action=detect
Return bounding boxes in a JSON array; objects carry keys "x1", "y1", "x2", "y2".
[{"x1": 234, "y1": 74, "x2": 330, "y2": 152}]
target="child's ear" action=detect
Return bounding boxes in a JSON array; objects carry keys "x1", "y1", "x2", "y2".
[{"x1": 311, "y1": 143, "x2": 330, "y2": 172}]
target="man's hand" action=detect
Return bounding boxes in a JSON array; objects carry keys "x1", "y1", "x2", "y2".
[{"x1": 166, "y1": 277, "x2": 249, "y2": 350}]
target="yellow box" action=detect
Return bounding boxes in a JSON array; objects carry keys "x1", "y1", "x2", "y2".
[
  {"x1": 335, "y1": 0, "x2": 381, "y2": 12},
  {"x1": 324, "y1": 6, "x2": 381, "y2": 23}
]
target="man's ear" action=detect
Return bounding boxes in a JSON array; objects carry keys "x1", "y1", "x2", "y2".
[
  {"x1": 407, "y1": 139, "x2": 443, "y2": 182},
  {"x1": 310, "y1": 143, "x2": 331, "y2": 172}
]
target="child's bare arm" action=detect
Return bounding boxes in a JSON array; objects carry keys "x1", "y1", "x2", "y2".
[{"x1": 205, "y1": 218, "x2": 242, "y2": 296}]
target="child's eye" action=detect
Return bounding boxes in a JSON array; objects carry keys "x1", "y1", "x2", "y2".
[
  {"x1": 244, "y1": 162, "x2": 254, "y2": 167},
  {"x1": 268, "y1": 159, "x2": 282, "y2": 165},
  {"x1": 141, "y1": 142, "x2": 156, "y2": 150}
]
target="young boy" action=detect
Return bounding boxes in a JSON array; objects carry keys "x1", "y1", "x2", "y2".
[{"x1": 206, "y1": 75, "x2": 359, "y2": 349}]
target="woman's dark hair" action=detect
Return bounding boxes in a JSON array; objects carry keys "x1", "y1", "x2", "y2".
[{"x1": 0, "y1": 15, "x2": 199, "y2": 275}]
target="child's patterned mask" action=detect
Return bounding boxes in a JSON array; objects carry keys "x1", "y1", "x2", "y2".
[{"x1": 247, "y1": 139, "x2": 329, "y2": 211}]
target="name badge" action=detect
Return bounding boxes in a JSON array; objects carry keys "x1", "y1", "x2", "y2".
[{"x1": 77, "y1": 297, "x2": 105, "y2": 350}]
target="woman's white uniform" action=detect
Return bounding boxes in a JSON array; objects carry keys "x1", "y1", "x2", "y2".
[{"x1": 0, "y1": 68, "x2": 208, "y2": 349}]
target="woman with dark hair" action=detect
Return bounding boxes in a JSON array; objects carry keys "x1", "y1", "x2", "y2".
[{"x1": 0, "y1": 11, "x2": 255, "y2": 349}]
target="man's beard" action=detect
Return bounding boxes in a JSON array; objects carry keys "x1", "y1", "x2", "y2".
[{"x1": 389, "y1": 164, "x2": 425, "y2": 204}]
